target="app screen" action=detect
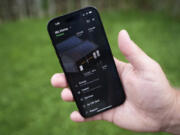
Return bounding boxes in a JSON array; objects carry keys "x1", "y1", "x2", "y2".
[{"x1": 48, "y1": 8, "x2": 125, "y2": 117}]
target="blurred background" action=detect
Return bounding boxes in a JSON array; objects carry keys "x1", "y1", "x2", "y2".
[{"x1": 0, "y1": 0, "x2": 180, "y2": 135}]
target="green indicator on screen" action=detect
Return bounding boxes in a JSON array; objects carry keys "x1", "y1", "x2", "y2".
[{"x1": 56, "y1": 33, "x2": 64, "y2": 37}]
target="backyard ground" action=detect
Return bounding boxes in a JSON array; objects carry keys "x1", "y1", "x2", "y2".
[{"x1": 0, "y1": 10, "x2": 180, "y2": 135}]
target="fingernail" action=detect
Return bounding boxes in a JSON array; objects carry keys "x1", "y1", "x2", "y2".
[{"x1": 120, "y1": 29, "x2": 130, "y2": 40}]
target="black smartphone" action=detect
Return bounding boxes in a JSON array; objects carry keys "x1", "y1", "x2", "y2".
[{"x1": 47, "y1": 7, "x2": 125, "y2": 118}]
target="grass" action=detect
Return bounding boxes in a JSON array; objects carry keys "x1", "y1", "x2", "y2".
[{"x1": 0, "y1": 9, "x2": 180, "y2": 135}]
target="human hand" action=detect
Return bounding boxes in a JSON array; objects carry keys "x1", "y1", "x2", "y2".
[{"x1": 51, "y1": 30, "x2": 177, "y2": 133}]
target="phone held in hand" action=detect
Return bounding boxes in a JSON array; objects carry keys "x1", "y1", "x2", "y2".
[{"x1": 47, "y1": 7, "x2": 126, "y2": 118}]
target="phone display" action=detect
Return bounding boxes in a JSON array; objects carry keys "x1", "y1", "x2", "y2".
[{"x1": 47, "y1": 7, "x2": 125, "y2": 118}]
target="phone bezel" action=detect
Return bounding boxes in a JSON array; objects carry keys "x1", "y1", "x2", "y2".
[{"x1": 47, "y1": 6, "x2": 126, "y2": 118}]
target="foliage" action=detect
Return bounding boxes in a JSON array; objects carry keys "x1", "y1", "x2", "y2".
[
  {"x1": 0, "y1": 0, "x2": 180, "y2": 21},
  {"x1": 0, "y1": 9, "x2": 180, "y2": 135}
]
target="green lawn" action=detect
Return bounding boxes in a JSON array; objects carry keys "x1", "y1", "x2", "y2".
[{"x1": 0, "y1": 10, "x2": 180, "y2": 135}]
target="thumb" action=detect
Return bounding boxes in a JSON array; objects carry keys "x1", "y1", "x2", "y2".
[{"x1": 118, "y1": 30, "x2": 151, "y2": 70}]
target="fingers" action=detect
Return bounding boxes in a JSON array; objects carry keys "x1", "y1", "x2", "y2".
[
  {"x1": 114, "y1": 57, "x2": 127, "y2": 78},
  {"x1": 51, "y1": 73, "x2": 68, "y2": 88},
  {"x1": 70, "y1": 111, "x2": 103, "y2": 122},
  {"x1": 118, "y1": 30, "x2": 151, "y2": 70},
  {"x1": 70, "y1": 111, "x2": 85, "y2": 122},
  {"x1": 51, "y1": 73, "x2": 74, "y2": 101},
  {"x1": 70, "y1": 106, "x2": 117, "y2": 122},
  {"x1": 61, "y1": 88, "x2": 74, "y2": 101}
]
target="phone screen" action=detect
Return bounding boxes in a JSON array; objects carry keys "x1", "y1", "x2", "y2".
[{"x1": 48, "y1": 7, "x2": 125, "y2": 117}]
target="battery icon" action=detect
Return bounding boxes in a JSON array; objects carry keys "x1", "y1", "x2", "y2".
[{"x1": 56, "y1": 32, "x2": 64, "y2": 37}]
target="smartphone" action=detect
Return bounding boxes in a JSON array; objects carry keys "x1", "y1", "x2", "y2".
[{"x1": 47, "y1": 7, "x2": 126, "y2": 118}]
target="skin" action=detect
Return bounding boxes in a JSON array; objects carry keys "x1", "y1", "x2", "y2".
[{"x1": 51, "y1": 30, "x2": 180, "y2": 134}]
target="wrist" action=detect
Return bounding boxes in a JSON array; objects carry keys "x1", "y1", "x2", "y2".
[{"x1": 163, "y1": 89, "x2": 180, "y2": 135}]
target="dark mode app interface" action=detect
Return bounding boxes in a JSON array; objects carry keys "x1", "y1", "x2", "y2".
[{"x1": 48, "y1": 8, "x2": 125, "y2": 117}]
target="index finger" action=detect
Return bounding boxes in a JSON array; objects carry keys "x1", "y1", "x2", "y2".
[{"x1": 51, "y1": 73, "x2": 68, "y2": 88}]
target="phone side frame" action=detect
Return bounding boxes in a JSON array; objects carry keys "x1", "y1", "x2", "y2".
[{"x1": 47, "y1": 6, "x2": 126, "y2": 118}]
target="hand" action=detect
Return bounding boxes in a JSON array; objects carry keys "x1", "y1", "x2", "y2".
[{"x1": 51, "y1": 30, "x2": 177, "y2": 132}]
